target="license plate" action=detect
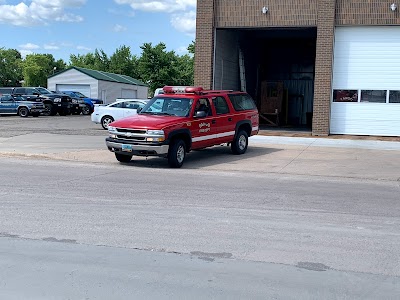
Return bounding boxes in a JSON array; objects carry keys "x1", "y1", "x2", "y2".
[{"x1": 122, "y1": 144, "x2": 133, "y2": 152}]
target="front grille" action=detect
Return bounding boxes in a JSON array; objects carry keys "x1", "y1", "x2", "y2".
[
  {"x1": 116, "y1": 135, "x2": 146, "y2": 141},
  {"x1": 61, "y1": 96, "x2": 72, "y2": 102},
  {"x1": 117, "y1": 128, "x2": 147, "y2": 134}
]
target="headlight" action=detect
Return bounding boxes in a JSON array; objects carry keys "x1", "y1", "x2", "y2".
[
  {"x1": 147, "y1": 130, "x2": 164, "y2": 135},
  {"x1": 72, "y1": 99, "x2": 78, "y2": 104},
  {"x1": 53, "y1": 98, "x2": 61, "y2": 102},
  {"x1": 146, "y1": 129, "x2": 165, "y2": 142}
]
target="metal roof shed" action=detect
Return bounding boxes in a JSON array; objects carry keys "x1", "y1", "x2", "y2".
[{"x1": 47, "y1": 66, "x2": 148, "y2": 103}]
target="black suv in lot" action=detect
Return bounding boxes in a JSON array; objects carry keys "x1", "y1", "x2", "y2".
[{"x1": 11, "y1": 87, "x2": 73, "y2": 116}]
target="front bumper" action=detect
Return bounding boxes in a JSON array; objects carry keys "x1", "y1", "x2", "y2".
[
  {"x1": 106, "y1": 138, "x2": 169, "y2": 156},
  {"x1": 30, "y1": 108, "x2": 44, "y2": 113}
]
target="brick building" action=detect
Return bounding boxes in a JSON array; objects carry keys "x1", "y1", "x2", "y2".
[{"x1": 194, "y1": 1, "x2": 400, "y2": 136}]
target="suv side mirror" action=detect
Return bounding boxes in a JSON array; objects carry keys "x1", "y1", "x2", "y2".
[
  {"x1": 136, "y1": 107, "x2": 143, "y2": 113},
  {"x1": 194, "y1": 111, "x2": 207, "y2": 118}
]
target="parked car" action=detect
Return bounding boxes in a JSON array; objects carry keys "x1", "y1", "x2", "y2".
[
  {"x1": 11, "y1": 87, "x2": 72, "y2": 116},
  {"x1": 60, "y1": 91, "x2": 103, "y2": 115},
  {"x1": 91, "y1": 99, "x2": 149, "y2": 129},
  {"x1": 0, "y1": 94, "x2": 45, "y2": 117}
]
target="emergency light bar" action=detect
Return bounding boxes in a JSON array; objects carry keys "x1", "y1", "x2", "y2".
[{"x1": 163, "y1": 86, "x2": 204, "y2": 94}]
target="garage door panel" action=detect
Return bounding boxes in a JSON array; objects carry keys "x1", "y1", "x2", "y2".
[
  {"x1": 331, "y1": 26, "x2": 400, "y2": 136},
  {"x1": 331, "y1": 103, "x2": 400, "y2": 136}
]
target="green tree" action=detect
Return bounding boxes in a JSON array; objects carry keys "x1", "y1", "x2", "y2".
[
  {"x1": 109, "y1": 45, "x2": 139, "y2": 79},
  {"x1": 69, "y1": 52, "x2": 96, "y2": 69},
  {"x1": 22, "y1": 54, "x2": 66, "y2": 87},
  {"x1": 0, "y1": 48, "x2": 23, "y2": 87},
  {"x1": 138, "y1": 42, "x2": 179, "y2": 93},
  {"x1": 188, "y1": 40, "x2": 195, "y2": 55}
]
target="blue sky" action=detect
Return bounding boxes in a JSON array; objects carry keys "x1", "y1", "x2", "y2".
[{"x1": 0, "y1": 0, "x2": 196, "y2": 62}]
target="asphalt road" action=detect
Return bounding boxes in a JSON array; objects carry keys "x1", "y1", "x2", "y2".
[{"x1": 0, "y1": 115, "x2": 399, "y2": 299}]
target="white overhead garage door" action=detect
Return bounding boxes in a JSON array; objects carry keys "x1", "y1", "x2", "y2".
[
  {"x1": 331, "y1": 26, "x2": 400, "y2": 136},
  {"x1": 56, "y1": 84, "x2": 91, "y2": 97}
]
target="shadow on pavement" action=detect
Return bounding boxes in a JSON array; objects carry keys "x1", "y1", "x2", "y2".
[{"x1": 120, "y1": 145, "x2": 282, "y2": 169}]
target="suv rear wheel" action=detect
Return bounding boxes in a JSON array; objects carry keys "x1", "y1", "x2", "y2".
[
  {"x1": 168, "y1": 139, "x2": 186, "y2": 168},
  {"x1": 231, "y1": 130, "x2": 248, "y2": 155}
]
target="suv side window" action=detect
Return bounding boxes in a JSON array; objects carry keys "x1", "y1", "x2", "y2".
[
  {"x1": 195, "y1": 98, "x2": 212, "y2": 116},
  {"x1": 14, "y1": 88, "x2": 25, "y2": 94},
  {"x1": 212, "y1": 96, "x2": 230, "y2": 115},
  {"x1": 228, "y1": 93, "x2": 257, "y2": 111},
  {"x1": 0, "y1": 88, "x2": 14, "y2": 95}
]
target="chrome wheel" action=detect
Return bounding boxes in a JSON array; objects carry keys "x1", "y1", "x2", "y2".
[
  {"x1": 238, "y1": 134, "x2": 247, "y2": 150},
  {"x1": 101, "y1": 116, "x2": 114, "y2": 130},
  {"x1": 176, "y1": 145, "x2": 185, "y2": 164}
]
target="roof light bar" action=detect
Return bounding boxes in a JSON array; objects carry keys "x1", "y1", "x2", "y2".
[{"x1": 162, "y1": 86, "x2": 204, "y2": 94}]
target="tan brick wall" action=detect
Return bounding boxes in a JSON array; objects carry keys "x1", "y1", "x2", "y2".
[
  {"x1": 336, "y1": 1, "x2": 400, "y2": 25},
  {"x1": 195, "y1": 0, "x2": 400, "y2": 135},
  {"x1": 312, "y1": 0, "x2": 335, "y2": 136},
  {"x1": 215, "y1": 0, "x2": 318, "y2": 27},
  {"x1": 194, "y1": 0, "x2": 214, "y2": 89}
]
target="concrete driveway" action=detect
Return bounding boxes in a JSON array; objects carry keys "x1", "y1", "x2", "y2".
[{"x1": 0, "y1": 115, "x2": 399, "y2": 182}]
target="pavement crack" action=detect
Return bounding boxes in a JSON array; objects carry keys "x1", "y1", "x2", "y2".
[{"x1": 278, "y1": 139, "x2": 317, "y2": 173}]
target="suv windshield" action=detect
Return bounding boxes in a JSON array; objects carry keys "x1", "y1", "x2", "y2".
[
  {"x1": 35, "y1": 87, "x2": 52, "y2": 94},
  {"x1": 140, "y1": 97, "x2": 193, "y2": 117}
]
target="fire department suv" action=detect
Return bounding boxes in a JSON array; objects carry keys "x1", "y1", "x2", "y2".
[{"x1": 105, "y1": 86, "x2": 259, "y2": 168}]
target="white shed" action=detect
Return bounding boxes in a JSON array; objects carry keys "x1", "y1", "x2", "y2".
[{"x1": 47, "y1": 66, "x2": 148, "y2": 103}]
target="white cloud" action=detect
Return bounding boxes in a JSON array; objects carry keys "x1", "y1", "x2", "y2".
[
  {"x1": 114, "y1": 0, "x2": 196, "y2": 36},
  {"x1": 19, "y1": 50, "x2": 34, "y2": 58},
  {"x1": 0, "y1": 0, "x2": 86, "y2": 26},
  {"x1": 44, "y1": 44, "x2": 60, "y2": 50},
  {"x1": 114, "y1": 0, "x2": 196, "y2": 13},
  {"x1": 113, "y1": 24, "x2": 127, "y2": 32},
  {"x1": 77, "y1": 45, "x2": 91, "y2": 51},
  {"x1": 19, "y1": 43, "x2": 40, "y2": 50},
  {"x1": 170, "y1": 10, "x2": 195, "y2": 36}
]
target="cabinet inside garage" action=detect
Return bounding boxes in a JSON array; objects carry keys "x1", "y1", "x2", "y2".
[{"x1": 214, "y1": 28, "x2": 317, "y2": 128}]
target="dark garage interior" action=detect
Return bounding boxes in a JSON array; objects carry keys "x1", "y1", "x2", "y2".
[{"x1": 214, "y1": 27, "x2": 317, "y2": 129}]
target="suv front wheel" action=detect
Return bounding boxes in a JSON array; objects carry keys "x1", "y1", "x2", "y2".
[
  {"x1": 18, "y1": 107, "x2": 29, "y2": 117},
  {"x1": 168, "y1": 139, "x2": 186, "y2": 168},
  {"x1": 231, "y1": 130, "x2": 248, "y2": 155}
]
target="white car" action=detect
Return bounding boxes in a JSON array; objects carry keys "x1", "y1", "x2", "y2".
[{"x1": 91, "y1": 99, "x2": 149, "y2": 129}]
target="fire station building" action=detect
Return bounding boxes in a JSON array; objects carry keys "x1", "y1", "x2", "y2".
[{"x1": 194, "y1": 1, "x2": 400, "y2": 136}]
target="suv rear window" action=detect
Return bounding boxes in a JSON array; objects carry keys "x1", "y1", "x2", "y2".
[{"x1": 228, "y1": 94, "x2": 257, "y2": 111}]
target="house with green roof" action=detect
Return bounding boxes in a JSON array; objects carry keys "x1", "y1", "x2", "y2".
[{"x1": 47, "y1": 66, "x2": 148, "y2": 103}]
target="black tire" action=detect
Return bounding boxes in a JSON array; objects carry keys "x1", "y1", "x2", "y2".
[
  {"x1": 32, "y1": 113, "x2": 40, "y2": 117},
  {"x1": 168, "y1": 139, "x2": 186, "y2": 168},
  {"x1": 42, "y1": 103, "x2": 53, "y2": 116},
  {"x1": 81, "y1": 104, "x2": 91, "y2": 115},
  {"x1": 231, "y1": 130, "x2": 248, "y2": 155},
  {"x1": 101, "y1": 116, "x2": 114, "y2": 130},
  {"x1": 18, "y1": 107, "x2": 29, "y2": 117},
  {"x1": 115, "y1": 153, "x2": 132, "y2": 163}
]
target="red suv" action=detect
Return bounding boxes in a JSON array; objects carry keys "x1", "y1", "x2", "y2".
[{"x1": 105, "y1": 86, "x2": 259, "y2": 167}]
